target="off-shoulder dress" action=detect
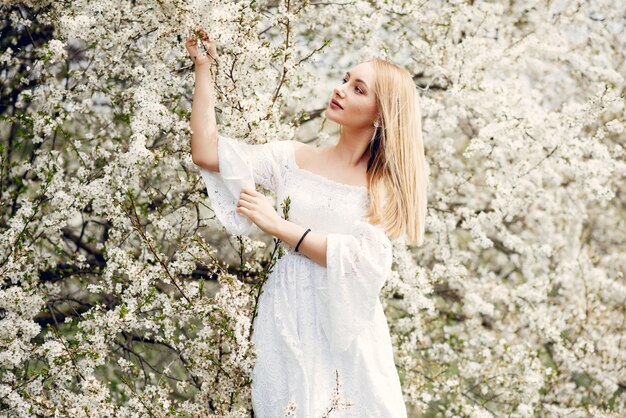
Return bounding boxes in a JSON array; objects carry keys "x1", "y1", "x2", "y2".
[{"x1": 198, "y1": 135, "x2": 407, "y2": 418}]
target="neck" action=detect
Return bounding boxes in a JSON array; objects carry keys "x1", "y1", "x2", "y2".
[{"x1": 332, "y1": 125, "x2": 375, "y2": 168}]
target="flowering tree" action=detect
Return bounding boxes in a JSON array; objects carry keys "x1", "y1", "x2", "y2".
[{"x1": 1, "y1": 0, "x2": 624, "y2": 417}]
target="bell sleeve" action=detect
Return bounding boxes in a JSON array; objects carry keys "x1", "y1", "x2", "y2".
[
  {"x1": 197, "y1": 134, "x2": 285, "y2": 236},
  {"x1": 317, "y1": 219, "x2": 394, "y2": 355}
]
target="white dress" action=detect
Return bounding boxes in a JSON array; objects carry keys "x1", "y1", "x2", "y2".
[{"x1": 199, "y1": 135, "x2": 407, "y2": 418}]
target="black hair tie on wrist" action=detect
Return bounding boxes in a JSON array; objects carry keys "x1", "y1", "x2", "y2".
[{"x1": 295, "y1": 228, "x2": 311, "y2": 253}]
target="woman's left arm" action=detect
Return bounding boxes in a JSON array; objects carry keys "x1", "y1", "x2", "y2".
[
  {"x1": 271, "y1": 219, "x2": 327, "y2": 267},
  {"x1": 235, "y1": 187, "x2": 327, "y2": 267}
]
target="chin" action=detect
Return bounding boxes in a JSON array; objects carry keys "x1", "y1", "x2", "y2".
[{"x1": 324, "y1": 110, "x2": 340, "y2": 124}]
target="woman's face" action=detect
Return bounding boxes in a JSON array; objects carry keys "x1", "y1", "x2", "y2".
[{"x1": 325, "y1": 62, "x2": 378, "y2": 129}]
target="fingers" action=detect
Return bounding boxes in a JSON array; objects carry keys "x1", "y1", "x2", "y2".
[
  {"x1": 237, "y1": 196, "x2": 254, "y2": 212},
  {"x1": 239, "y1": 189, "x2": 260, "y2": 206},
  {"x1": 237, "y1": 199, "x2": 249, "y2": 208},
  {"x1": 186, "y1": 26, "x2": 210, "y2": 44},
  {"x1": 236, "y1": 204, "x2": 248, "y2": 215},
  {"x1": 185, "y1": 42, "x2": 198, "y2": 58},
  {"x1": 194, "y1": 25, "x2": 210, "y2": 40},
  {"x1": 186, "y1": 27, "x2": 216, "y2": 59},
  {"x1": 239, "y1": 193, "x2": 253, "y2": 202},
  {"x1": 187, "y1": 26, "x2": 199, "y2": 41}
]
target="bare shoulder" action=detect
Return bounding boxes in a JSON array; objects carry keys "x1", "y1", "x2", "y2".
[
  {"x1": 291, "y1": 140, "x2": 310, "y2": 152},
  {"x1": 292, "y1": 141, "x2": 321, "y2": 167},
  {"x1": 290, "y1": 140, "x2": 305, "y2": 163}
]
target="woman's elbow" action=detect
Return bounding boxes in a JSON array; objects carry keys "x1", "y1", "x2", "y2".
[{"x1": 193, "y1": 156, "x2": 219, "y2": 172}]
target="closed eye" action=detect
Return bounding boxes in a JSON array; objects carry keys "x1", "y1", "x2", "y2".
[{"x1": 342, "y1": 78, "x2": 363, "y2": 94}]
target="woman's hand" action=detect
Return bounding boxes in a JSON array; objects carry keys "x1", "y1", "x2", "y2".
[
  {"x1": 236, "y1": 188, "x2": 283, "y2": 236},
  {"x1": 185, "y1": 25, "x2": 218, "y2": 67}
]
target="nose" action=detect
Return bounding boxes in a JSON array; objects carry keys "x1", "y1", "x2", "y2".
[{"x1": 333, "y1": 85, "x2": 345, "y2": 99}]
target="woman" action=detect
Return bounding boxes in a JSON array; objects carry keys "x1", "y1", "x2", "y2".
[{"x1": 187, "y1": 26, "x2": 428, "y2": 417}]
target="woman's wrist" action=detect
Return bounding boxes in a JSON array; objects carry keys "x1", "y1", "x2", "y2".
[
  {"x1": 195, "y1": 63, "x2": 218, "y2": 84},
  {"x1": 196, "y1": 59, "x2": 217, "y2": 68},
  {"x1": 194, "y1": 60, "x2": 217, "y2": 75},
  {"x1": 272, "y1": 217, "x2": 288, "y2": 239}
]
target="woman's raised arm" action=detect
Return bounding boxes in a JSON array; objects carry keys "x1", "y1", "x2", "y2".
[{"x1": 186, "y1": 26, "x2": 220, "y2": 172}]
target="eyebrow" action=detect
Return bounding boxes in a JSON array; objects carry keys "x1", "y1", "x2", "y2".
[{"x1": 345, "y1": 72, "x2": 369, "y2": 90}]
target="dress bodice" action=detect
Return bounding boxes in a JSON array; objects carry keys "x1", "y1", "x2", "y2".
[{"x1": 278, "y1": 142, "x2": 370, "y2": 235}]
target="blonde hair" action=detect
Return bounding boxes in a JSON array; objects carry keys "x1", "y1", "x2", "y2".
[{"x1": 362, "y1": 58, "x2": 429, "y2": 246}]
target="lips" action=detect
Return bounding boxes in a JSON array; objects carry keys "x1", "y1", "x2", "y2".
[{"x1": 331, "y1": 99, "x2": 343, "y2": 109}]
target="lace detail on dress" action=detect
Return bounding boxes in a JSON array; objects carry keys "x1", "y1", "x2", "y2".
[
  {"x1": 197, "y1": 134, "x2": 290, "y2": 236},
  {"x1": 318, "y1": 220, "x2": 394, "y2": 354}
]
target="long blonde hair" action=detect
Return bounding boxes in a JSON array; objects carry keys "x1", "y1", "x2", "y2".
[{"x1": 362, "y1": 58, "x2": 429, "y2": 246}]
